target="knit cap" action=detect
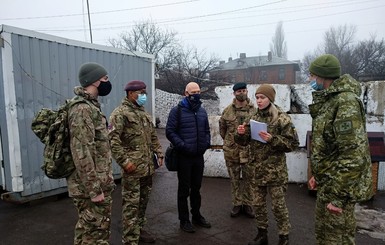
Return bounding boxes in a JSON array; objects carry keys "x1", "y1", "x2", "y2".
[
  {"x1": 255, "y1": 84, "x2": 276, "y2": 102},
  {"x1": 78, "y1": 62, "x2": 108, "y2": 87},
  {"x1": 309, "y1": 54, "x2": 341, "y2": 78},
  {"x1": 124, "y1": 80, "x2": 146, "y2": 91}
]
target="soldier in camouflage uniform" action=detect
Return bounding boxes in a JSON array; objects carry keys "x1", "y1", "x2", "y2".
[
  {"x1": 307, "y1": 54, "x2": 372, "y2": 245},
  {"x1": 236, "y1": 84, "x2": 299, "y2": 245},
  {"x1": 219, "y1": 82, "x2": 257, "y2": 218},
  {"x1": 67, "y1": 62, "x2": 115, "y2": 245},
  {"x1": 108, "y1": 80, "x2": 164, "y2": 245}
]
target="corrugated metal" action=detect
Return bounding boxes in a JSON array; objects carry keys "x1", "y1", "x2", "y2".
[{"x1": 0, "y1": 25, "x2": 155, "y2": 202}]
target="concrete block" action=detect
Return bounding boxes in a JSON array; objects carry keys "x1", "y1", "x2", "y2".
[
  {"x1": 291, "y1": 84, "x2": 312, "y2": 113},
  {"x1": 209, "y1": 116, "x2": 223, "y2": 146},
  {"x1": 290, "y1": 114, "x2": 312, "y2": 147},
  {"x1": 203, "y1": 149, "x2": 229, "y2": 178},
  {"x1": 366, "y1": 81, "x2": 385, "y2": 116},
  {"x1": 286, "y1": 150, "x2": 308, "y2": 183}
]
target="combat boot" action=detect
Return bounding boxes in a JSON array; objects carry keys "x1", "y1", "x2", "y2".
[
  {"x1": 248, "y1": 228, "x2": 268, "y2": 245},
  {"x1": 278, "y1": 235, "x2": 289, "y2": 245}
]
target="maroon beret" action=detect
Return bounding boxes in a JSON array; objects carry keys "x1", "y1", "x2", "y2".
[{"x1": 124, "y1": 80, "x2": 146, "y2": 91}]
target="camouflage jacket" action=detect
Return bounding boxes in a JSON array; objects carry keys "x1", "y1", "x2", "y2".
[
  {"x1": 219, "y1": 98, "x2": 256, "y2": 162},
  {"x1": 67, "y1": 86, "x2": 115, "y2": 199},
  {"x1": 108, "y1": 97, "x2": 163, "y2": 177},
  {"x1": 309, "y1": 74, "x2": 372, "y2": 207},
  {"x1": 235, "y1": 104, "x2": 299, "y2": 185}
]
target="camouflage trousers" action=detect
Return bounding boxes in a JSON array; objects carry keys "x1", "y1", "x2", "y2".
[
  {"x1": 121, "y1": 174, "x2": 153, "y2": 245},
  {"x1": 72, "y1": 194, "x2": 113, "y2": 245},
  {"x1": 253, "y1": 185, "x2": 290, "y2": 235},
  {"x1": 226, "y1": 160, "x2": 254, "y2": 206},
  {"x1": 315, "y1": 195, "x2": 356, "y2": 245}
]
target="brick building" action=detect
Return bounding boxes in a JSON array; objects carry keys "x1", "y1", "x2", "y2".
[{"x1": 210, "y1": 52, "x2": 300, "y2": 85}]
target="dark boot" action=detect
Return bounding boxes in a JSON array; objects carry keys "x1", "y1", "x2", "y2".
[
  {"x1": 231, "y1": 205, "x2": 242, "y2": 217},
  {"x1": 139, "y1": 229, "x2": 156, "y2": 243},
  {"x1": 243, "y1": 205, "x2": 255, "y2": 218},
  {"x1": 248, "y1": 228, "x2": 268, "y2": 245},
  {"x1": 278, "y1": 235, "x2": 289, "y2": 245}
]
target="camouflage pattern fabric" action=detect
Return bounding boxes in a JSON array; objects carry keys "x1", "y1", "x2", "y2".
[
  {"x1": 234, "y1": 103, "x2": 298, "y2": 235},
  {"x1": 315, "y1": 193, "x2": 356, "y2": 245},
  {"x1": 67, "y1": 86, "x2": 115, "y2": 245},
  {"x1": 235, "y1": 104, "x2": 299, "y2": 186},
  {"x1": 108, "y1": 97, "x2": 163, "y2": 177},
  {"x1": 309, "y1": 74, "x2": 373, "y2": 244},
  {"x1": 254, "y1": 185, "x2": 290, "y2": 235},
  {"x1": 73, "y1": 194, "x2": 113, "y2": 245},
  {"x1": 121, "y1": 175, "x2": 152, "y2": 244},
  {"x1": 67, "y1": 86, "x2": 115, "y2": 199},
  {"x1": 108, "y1": 97, "x2": 163, "y2": 244},
  {"x1": 219, "y1": 98, "x2": 256, "y2": 206},
  {"x1": 31, "y1": 99, "x2": 93, "y2": 179}
]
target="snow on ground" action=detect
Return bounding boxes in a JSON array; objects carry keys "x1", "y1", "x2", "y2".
[{"x1": 356, "y1": 204, "x2": 385, "y2": 241}]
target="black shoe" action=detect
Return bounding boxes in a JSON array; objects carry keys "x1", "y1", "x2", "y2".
[
  {"x1": 243, "y1": 205, "x2": 255, "y2": 218},
  {"x1": 139, "y1": 229, "x2": 156, "y2": 243},
  {"x1": 192, "y1": 216, "x2": 211, "y2": 228},
  {"x1": 180, "y1": 221, "x2": 195, "y2": 233},
  {"x1": 230, "y1": 205, "x2": 242, "y2": 217},
  {"x1": 248, "y1": 228, "x2": 268, "y2": 245},
  {"x1": 278, "y1": 235, "x2": 289, "y2": 245}
]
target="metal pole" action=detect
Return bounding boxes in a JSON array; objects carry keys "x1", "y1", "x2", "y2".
[{"x1": 86, "y1": 0, "x2": 93, "y2": 43}]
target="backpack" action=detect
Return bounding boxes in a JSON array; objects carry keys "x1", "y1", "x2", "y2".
[{"x1": 31, "y1": 98, "x2": 90, "y2": 179}]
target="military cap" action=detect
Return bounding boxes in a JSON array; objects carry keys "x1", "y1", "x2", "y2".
[
  {"x1": 309, "y1": 54, "x2": 341, "y2": 78},
  {"x1": 233, "y1": 82, "x2": 247, "y2": 91},
  {"x1": 124, "y1": 80, "x2": 146, "y2": 91},
  {"x1": 256, "y1": 84, "x2": 276, "y2": 102},
  {"x1": 78, "y1": 62, "x2": 107, "y2": 87}
]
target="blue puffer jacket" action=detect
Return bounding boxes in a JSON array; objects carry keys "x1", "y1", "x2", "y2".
[{"x1": 166, "y1": 98, "x2": 211, "y2": 156}]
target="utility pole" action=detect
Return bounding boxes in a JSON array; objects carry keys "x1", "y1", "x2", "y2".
[{"x1": 86, "y1": 0, "x2": 93, "y2": 43}]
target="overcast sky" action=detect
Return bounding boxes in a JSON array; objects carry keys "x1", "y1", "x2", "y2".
[{"x1": 1, "y1": 0, "x2": 384, "y2": 61}]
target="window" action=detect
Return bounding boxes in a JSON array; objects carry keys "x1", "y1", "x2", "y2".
[
  {"x1": 279, "y1": 67, "x2": 285, "y2": 80},
  {"x1": 259, "y1": 70, "x2": 267, "y2": 81}
]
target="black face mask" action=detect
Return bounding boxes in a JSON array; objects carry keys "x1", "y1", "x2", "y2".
[{"x1": 98, "y1": 81, "x2": 112, "y2": 96}]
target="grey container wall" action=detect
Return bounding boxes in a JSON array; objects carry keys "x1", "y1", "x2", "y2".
[{"x1": 0, "y1": 25, "x2": 155, "y2": 203}]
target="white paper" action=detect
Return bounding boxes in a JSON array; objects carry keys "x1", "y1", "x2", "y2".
[{"x1": 250, "y1": 120, "x2": 267, "y2": 143}]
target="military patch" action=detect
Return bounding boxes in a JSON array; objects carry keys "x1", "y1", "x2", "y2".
[{"x1": 336, "y1": 120, "x2": 353, "y2": 134}]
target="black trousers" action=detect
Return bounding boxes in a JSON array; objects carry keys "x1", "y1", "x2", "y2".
[{"x1": 177, "y1": 154, "x2": 204, "y2": 222}]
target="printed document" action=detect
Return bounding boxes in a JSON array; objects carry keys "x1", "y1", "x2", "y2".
[{"x1": 250, "y1": 120, "x2": 267, "y2": 143}]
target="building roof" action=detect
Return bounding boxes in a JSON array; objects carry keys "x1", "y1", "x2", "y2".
[{"x1": 215, "y1": 54, "x2": 300, "y2": 71}]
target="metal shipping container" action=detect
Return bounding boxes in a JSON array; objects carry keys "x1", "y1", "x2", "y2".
[{"x1": 0, "y1": 25, "x2": 155, "y2": 203}]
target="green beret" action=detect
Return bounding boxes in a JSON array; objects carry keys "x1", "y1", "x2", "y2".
[
  {"x1": 233, "y1": 82, "x2": 247, "y2": 91},
  {"x1": 309, "y1": 54, "x2": 341, "y2": 78},
  {"x1": 78, "y1": 62, "x2": 108, "y2": 87}
]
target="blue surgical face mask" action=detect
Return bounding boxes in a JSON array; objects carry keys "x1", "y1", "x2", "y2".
[
  {"x1": 136, "y1": 94, "x2": 147, "y2": 106},
  {"x1": 310, "y1": 79, "x2": 324, "y2": 91}
]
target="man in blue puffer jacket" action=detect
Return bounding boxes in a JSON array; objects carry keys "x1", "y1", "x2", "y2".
[{"x1": 166, "y1": 82, "x2": 211, "y2": 233}]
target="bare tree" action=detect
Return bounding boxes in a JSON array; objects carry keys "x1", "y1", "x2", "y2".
[
  {"x1": 270, "y1": 21, "x2": 287, "y2": 59},
  {"x1": 156, "y1": 46, "x2": 220, "y2": 99},
  {"x1": 109, "y1": 20, "x2": 178, "y2": 59},
  {"x1": 109, "y1": 20, "x2": 221, "y2": 97},
  {"x1": 323, "y1": 24, "x2": 357, "y2": 75},
  {"x1": 301, "y1": 24, "x2": 385, "y2": 81},
  {"x1": 353, "y1": 35, "x2": 385, "y2": 80}
]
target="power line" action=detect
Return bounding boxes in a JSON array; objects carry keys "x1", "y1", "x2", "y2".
[
  {"x1": 0, "y1": 0, "x2": 200, "y2": 21},
  {"x1": 32, "y1": 0, "x2": 382, "y2": 34}
]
